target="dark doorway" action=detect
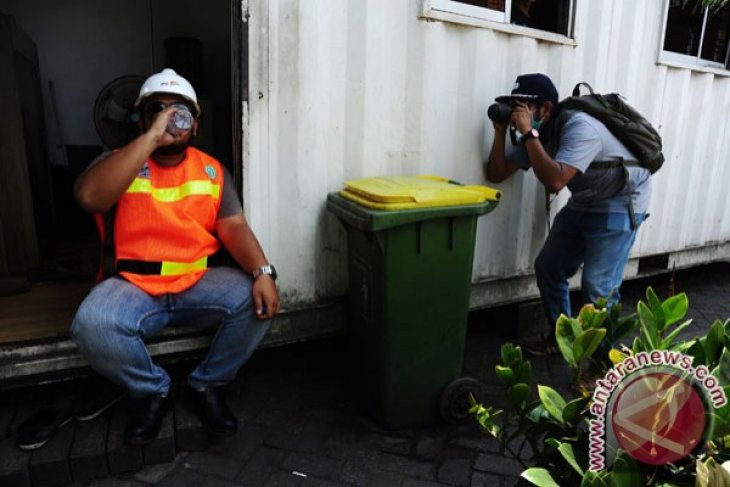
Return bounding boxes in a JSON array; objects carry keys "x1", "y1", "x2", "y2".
[{"x1": 0, "y1": 0, "x2": 242, "y2": 345}]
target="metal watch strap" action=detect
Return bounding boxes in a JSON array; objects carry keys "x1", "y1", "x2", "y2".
[{"x1": 252, "y1": 264, "x2": 277, "y2": 281}]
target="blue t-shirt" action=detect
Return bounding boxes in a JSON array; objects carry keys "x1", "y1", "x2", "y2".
[{"x1": 506, "y1": 112, "x2": 652, "y2": 213}]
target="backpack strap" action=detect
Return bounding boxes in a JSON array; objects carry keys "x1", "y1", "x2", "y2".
[
  {"x1": 622, "y1": 162, "x2": 637, "y2": 231},
  {"x1": 588, "y1": 160, "x2": 642, "y2": 170},
  {"x1": 587, "y1": 159, "x2": 639, "y2": 230},
  {"x1": 572, "y1": 82, "x2": 595, "y2": 97},
  {"x1": 541, "y1": 108, "x2": 575, "y2": 157}
]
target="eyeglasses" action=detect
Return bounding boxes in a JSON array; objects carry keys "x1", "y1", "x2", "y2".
[{"x1": 141, "y1": 101, "x2": 195, "y2": 119}]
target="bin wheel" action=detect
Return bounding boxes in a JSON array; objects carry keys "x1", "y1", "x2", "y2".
[{"x1": 440, "y1": 377, "x2": 487, "y2": 425}]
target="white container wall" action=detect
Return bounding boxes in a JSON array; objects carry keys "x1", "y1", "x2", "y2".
[{"x1": 246, "y1": 0, "x2": 730, "y2": 311}]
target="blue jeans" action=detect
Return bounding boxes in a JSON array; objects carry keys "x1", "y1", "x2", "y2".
[
  {"x1": 70, "y1": 267, "x2": 271, "y2": 398},
  {"x1": 534, "y1": 207, "x2": 645, "y2": 326}
]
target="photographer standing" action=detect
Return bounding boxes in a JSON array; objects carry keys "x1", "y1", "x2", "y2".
[{"x1": 486, "y1": 73, "x2": 651, "y2": 354}]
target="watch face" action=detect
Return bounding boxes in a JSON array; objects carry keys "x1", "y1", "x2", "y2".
[
  {"x1": 254, "y1": 265, "x2": 277, "y2": 281},
  {"x1": 262, "y1": 265, "x2": 277, "y2": 280},
  {"x1": 530, "y1": 128, "x2": 539, "y2": 138}
]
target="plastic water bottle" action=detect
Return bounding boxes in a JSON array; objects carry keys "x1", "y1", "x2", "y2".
[{"x1": 167, "y1": 109, "x2": 194, "y2": 136}]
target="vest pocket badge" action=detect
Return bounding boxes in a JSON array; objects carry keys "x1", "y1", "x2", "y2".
[{"x1": 204, "y1": 165, "x2": 217, "y2": 180}]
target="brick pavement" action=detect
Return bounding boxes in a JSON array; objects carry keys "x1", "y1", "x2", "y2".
[{"x1": 2, "y1": 263, "x2": 730, "y2": 487}]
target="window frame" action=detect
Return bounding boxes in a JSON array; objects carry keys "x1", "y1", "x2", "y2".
[
  {"x1": 427, "y1": 0, "x2": 511, "y2": 23},
  {"x1": 420, "y1": 0, "x2": 577, "y2": 46},
  {"x1": 658, "y1": 0, "x2": 730, "y2": 75}
]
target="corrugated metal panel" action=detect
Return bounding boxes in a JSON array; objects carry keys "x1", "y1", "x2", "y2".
[{"x1": 246, "y1": 0, "x2": 730, "y2": 310}]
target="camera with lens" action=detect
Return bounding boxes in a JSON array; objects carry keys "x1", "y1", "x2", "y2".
[{"x1": 487, "y1": 100, "x2": 516, "y2": 124}]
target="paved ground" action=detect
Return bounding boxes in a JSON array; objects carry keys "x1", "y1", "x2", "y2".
[{"x1": 3, "y1": 262, "x2": 730, "y2": 487}]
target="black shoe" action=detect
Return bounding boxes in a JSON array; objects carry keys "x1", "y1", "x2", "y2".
[
  {"x1": 124, "y1": 394, "x2": 169, "y2": 446},
  {"x1": 184, "y1": 386, "x2": 237, "y2": 435},
  {"x1": 17, "y1": 406, "x2": 73, "y2": 451}
]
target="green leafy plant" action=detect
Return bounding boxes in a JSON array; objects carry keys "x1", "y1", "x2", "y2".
[
  {"x1": 470, "y1": 287, "x2": 730, "y2": 486},
  {"x1": 695, "y1": 457, "x2": 730, "y2": 486}
]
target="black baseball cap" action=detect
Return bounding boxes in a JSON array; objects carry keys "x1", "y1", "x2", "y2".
[{"x1": 496, "y1": 73, "x2": 559, "y2": 104}]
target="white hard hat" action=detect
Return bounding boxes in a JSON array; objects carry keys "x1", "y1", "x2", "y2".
[{"x1": 135, "y1": 68, "x2": 200, "y2": 115}]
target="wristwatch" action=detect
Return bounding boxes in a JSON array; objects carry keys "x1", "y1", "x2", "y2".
[
  {"x1": 520, "y1": 128, "x2": 540, "y2": 143},
  {"x1": 252, "y1": 264, "x2": 277, "y2": 281}
]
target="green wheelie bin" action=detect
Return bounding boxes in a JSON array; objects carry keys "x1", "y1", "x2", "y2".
[{"x1": 327, "y1": 176, "x2": 500, "y2": 428}]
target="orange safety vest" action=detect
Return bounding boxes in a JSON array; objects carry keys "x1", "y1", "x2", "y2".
[{"x1": 97, "y1": 147, "x2": 224, "y2": 296}]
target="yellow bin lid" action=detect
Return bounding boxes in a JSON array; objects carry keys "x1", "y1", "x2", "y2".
[{"x1": 339, "y1": 175, "x2": 501, "y2": 210}]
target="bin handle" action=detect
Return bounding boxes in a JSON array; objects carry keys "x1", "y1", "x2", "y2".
[{"x1": 419, "y1": 174, "x2": 463, "y2": 186}]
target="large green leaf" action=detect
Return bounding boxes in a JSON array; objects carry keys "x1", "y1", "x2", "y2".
[
  {"x1": 661, "y1": 293, "x2": 688, "y2": 327},
  {"x1": 708, "y1": 386, "x2": 730, "y2": 438},
  {"x1": 659, "y1": 319, "x2": 693, "y2": 350},
  {"x1": 538, "y1": 385, "x2": 566, "y2": 423},
  {"x1": 718, "y1": 348, "x2": 730, "y2": 385},
  {"x1": 556, "y1": 313, "x2": 577, "y2": 338},
  {"x1": 645, "y1": 286, "x2": 660, "y2": 305},
  {"x1": 568, "y1": 317, "x2": 583, "y2": 340},
  {"x1": 521, "y1": 468, "x2": 561, "y2": 487},
  {"x1": 609, "y1": 348, "x2": 628, "y2": 365},
  {"x1": 527, "y1": 404, "x2": 550, "y2": 424},
  {"x1": 501, "y1": 343, "x2": 522, "y2": 368},
  {"x1": 495, "y1": 365, "x2": 515, "y2": 385},
  {"x1": 500, "y1": 342, "x2": 512, "y2": 365},
  {"x1": 608, "y1": 451, "x2": 641, "y2": 487},
  {"x1": 562, "y1": 396, "x2": 588, "y2": 423},
  {"x1": 556, "y1": 316, "x2": 577, "y2": 367},
  {"x1": 544, "y1": 437, "x2": 560, "y2": 449},
  {"x1": 572, "y1": 328, "x2": 607, "y2": 364},
  {"x1": 609, "y1": 314, "x2": 638, "y2": 344},
  {"x1": 578, "y1": 304, "x2": 607, "y2": 329},
  {"x1": 689, "y1": 339, "x2": 707, "y2": 367},
  {"x1": 637, "y1": 301, "x2": 659, "y2": 349},
  {"x1": 516, "y1": 361, "x2": 532, "y2": 384},
  {"x1": 508, "y1": 383, "x2": 529, "y2": 406},
  {"x1": 606, "y1": 301, "x2": 621, "y2": 325},
  {"x1": 705, "y1": 320, "x2": 725, "y2": 366},
  {"x1": 675, "y1": 338, "x2": 696, "y2": 354},
  {"x1": 646, "y1": 287, "x2": 667, "y2": 331},
  {"x1": 555, "y1": 441, "x2": 583, "y2": 475}
]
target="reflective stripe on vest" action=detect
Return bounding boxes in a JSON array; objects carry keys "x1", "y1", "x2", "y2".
[
  {"x1": 116, "y1": 256, "x2": 208, "y2": 276},
  {"x1": 126, "y1": 178, "x2": 221, "y2": 201}
]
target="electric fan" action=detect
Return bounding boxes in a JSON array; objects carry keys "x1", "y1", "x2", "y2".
[{"x1": 93, "y1": 75, "x2": 145, "y2": 149}]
